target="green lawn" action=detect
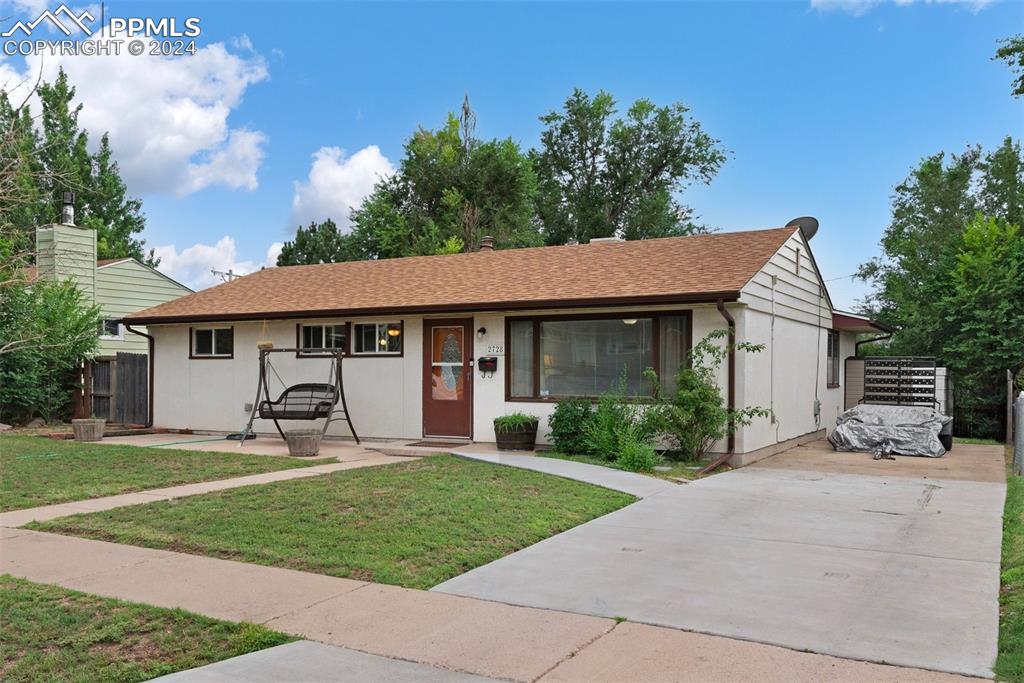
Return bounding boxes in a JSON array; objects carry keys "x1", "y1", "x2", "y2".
[
  {"x1": 540, "y1": 450, "x2": 701, "y2": 480},
  {"x1": 0, "y1": 575, "x2": 292, "y2": 683},
  {"x1": 997, "y1": 463, "x2": 1023, "y2": 682},
  {"x1": 31, "y1": 455, "x2": 634, "y2": 590},
  {"x1": 0, "y1": 435, "x2": 319, "y2": 512}
]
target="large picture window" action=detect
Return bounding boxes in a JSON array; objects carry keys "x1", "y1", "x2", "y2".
[
  {"x1": 507, "y1": 312, "x2": 690, "y2": 400},
  {"x1": 827, "y1": 329, "x2": 840, "y2": 388},
  {"x1": 191, "y1": 327, "x2": 233, "y2": 358}
]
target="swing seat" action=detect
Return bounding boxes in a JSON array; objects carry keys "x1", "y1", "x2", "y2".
[{"x1": 259, "y1": 383, "x2": 337, "y2": 421}]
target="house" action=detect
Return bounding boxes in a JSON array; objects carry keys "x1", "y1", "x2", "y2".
[
  {"x1": 34, "y1": 218, "x2": 192, "y2": 357},
  {"x1": 123, "y1": 222, "x2": 889, "y2": 465}
]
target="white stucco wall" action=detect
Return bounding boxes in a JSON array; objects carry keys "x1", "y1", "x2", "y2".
[
  {"x1": 150, "y1": 318, "x2": 423, "y2": 439},
  {"x1": 151, "y1": 304, "x2": 736, "y2": 445}
]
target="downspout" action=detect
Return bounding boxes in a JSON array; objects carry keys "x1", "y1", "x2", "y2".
[
  {"x1": 697, "y1": 300, "x2": 736, "y2": 476},
  {"x1": 855, "y1": 332, "x2": 893, "y2": 356},
  {"x1": 125, "y1": 324, "x2": 154, "y2": 427},
  {"x1": 716, "y1": 300, "x2": 736, "y2": 454}
]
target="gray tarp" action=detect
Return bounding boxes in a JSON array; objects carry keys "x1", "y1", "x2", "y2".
[{"x1": 828, "y1": 404, "x2": 953, "y2": 458}]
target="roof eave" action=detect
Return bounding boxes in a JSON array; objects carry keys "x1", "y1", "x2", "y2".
[{"x1": 122, "y1": 291, "x2": 742, "y2": 325}]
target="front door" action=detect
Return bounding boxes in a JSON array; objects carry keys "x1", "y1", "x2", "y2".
[{"x1": 423, "y1": 318, "x2": 473, "y2": 438}]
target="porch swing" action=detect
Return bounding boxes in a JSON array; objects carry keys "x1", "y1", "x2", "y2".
[{"x1": 229, "y1": 346, "x2": 360, "y2": 445}]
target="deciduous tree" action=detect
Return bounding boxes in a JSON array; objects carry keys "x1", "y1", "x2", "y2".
[{"x1": 532, "y1": 89, "x2": 725, "y2": 245}]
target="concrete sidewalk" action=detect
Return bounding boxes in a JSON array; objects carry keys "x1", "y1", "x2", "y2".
[
  {"x1": 451, "y1": 445, "x2": 676, "y2": 498},
  {"x1": 0, "y1": 454, "x2": 402, "y2": 527},
  {"x1": 1, "y1": 528, "x2": 975, "y2": 682},
  {"x1": 154, "y1": 641, "x2": 496, "y2": 682}
]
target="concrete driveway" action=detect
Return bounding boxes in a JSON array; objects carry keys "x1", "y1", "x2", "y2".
[{"x1": 433, "y1": 441, "x2": 1005, "y2": 678}]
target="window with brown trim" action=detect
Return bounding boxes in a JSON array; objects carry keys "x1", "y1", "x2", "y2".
[
  {"x1": 506, "y1": 312, "x2": 691, "y2": 401},
  {"x1": 827, "y1": 329, "x2": 840, "y2": 388},
  {"x1": 191, "y1": 326, "x2": 233, "y2": 358},
  {"x1": 353, "y1": 322, "x2": 403, "y2": 355},
  {"x1": 298, "y1": 323, "x2": 348, "y2": 356}
]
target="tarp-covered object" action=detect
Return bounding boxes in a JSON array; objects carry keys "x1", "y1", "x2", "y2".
[{"x1": 828, "y1": 404, "x2": 953, "y2": 458}]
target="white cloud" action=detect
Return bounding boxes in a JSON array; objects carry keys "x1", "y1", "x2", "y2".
[
  {"x1": 289, "y1": 145, "x2": 394, "y2": 230},
  {"x1": 810, "y1": 0, "x2": 995, "y2": 14},
  {"x1": 0, "y1": 28, "x2": 269, "y2": 196},
  {"x1": 154, "y1": 236, "x2": 281, "y2": 290}
]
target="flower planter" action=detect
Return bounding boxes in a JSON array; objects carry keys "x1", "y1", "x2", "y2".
[
  {"x1": 72, "y1": 418, "x2": 105, "y2": 442},
  {"x1": 285, "y1": 428, "x2": 322, "y2": 457},
  {"x1": 494, "y1": 423, "x2": 538, "y2": 451}
]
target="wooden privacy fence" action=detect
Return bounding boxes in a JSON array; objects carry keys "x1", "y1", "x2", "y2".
[{"x1": 90, "y1": 352, "x2": 149, "y2": 425}]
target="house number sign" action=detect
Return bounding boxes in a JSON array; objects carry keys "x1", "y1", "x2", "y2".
[{"x1": 485, "y1": 344, "x2": 504, "y2": 355}]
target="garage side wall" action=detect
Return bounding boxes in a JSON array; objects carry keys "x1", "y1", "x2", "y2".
[{"x1": 736, "y1": 230, "x2": 835, "y2": 455}]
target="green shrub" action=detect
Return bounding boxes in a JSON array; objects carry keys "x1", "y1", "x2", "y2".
[
  {"x1": 616, "y1": 433, "x2": 660, "y2": 472},
  {"x1": 548, "y1": 399, "x2": 594, "y2": 454},
  {"x1": 493, "y1": 412, "x2": 539, "y2": 433},
  {"x1": 582, "y1": 376, "x2": 655, "y2": 461},
  {"x1": 645, "y1": 330, "x2": 770, "y2": 460}
]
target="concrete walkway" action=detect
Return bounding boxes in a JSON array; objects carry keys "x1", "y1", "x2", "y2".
[
  {"x1": 451, "y1": 445, "x2": 676, "y2": 498},
  {"x1": 435, "y1": 441, "x2": 1005, "y2": 678},
  {"x1": 0, "y1": 454, "x2": 402, "y2": 527},
  {"x1": 0, "y1": 527, "x2": 974, "y2": 682}
]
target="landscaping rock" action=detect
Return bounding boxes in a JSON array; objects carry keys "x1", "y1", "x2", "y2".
[
  {"x1": 0, "y1": 422, "x2": 11, "y2": 432},
  {"x1": 25, "y1": 418, "x2": 45, "y2": 429}
]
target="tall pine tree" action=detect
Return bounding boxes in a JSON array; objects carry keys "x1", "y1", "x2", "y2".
[{"x1": 1, "y1": 69, "x2": 153, "y2": 264}]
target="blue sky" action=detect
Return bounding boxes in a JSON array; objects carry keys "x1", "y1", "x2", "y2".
[{"x1": 2, "y1": 0, "x2": 1022, "y2": 305}]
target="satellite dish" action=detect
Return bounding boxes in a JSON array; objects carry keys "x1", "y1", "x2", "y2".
[{"x1": 786, "y1": 216, "x2": 819, "y2": 242}]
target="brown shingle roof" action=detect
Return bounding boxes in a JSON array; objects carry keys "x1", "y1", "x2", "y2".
[{"x1": 125, "y1": 227, "x2": 797, "y2": 324}]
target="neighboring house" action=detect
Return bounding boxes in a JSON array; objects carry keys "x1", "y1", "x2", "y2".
[
  {"x1": 124, "y1": 223, "x2": 888, "y2": 465},
  {"x1": 34, "y1": 220, "x2": 192, "y2": 358}
]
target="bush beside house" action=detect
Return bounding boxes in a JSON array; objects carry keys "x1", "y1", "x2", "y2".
[{"x1": 547, "y1": 330, "x2": 770, "y2": 473}]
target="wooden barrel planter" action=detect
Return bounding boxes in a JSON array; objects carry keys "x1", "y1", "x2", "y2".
[
  {"x1": 493, "y1": 414, "x2": 539, "y2": 451},
  {"x1": 72, "y1": 418, "x2": 105, "y2": 442},
  {"x1": 285, "y1": 429, "x2": 322, "y2": 457}
]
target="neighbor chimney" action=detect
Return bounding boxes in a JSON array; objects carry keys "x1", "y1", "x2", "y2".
[
  {"x1": 61, "y1": 191, "x2": 75, "y2": 225},
  {"x1": 479, "y1": 235, "x2": 494, "y2": 252}
]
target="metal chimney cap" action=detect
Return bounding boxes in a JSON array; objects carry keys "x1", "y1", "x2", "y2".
[{"x1": 479, "y1": 236, "x2": 495, "y2": 252}]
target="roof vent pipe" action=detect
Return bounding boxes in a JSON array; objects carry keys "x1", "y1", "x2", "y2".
[
  {"x1": 479, "y1": 236, "x2": 494, "y2": 252},
  {"x1": 61, "y1": 191, "x2": 75, "y2": 226}
]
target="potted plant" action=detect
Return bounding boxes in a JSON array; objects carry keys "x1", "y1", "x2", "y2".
[
  {"x1": 72, "y1": 416, "x2": 105, "y2": 442},
  {"x1": 493, "y1": 412, "x2": 539, "y2": 451}
]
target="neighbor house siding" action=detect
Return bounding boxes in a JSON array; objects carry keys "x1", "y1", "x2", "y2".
[{"x1": 96, "y1": 260, "x2": 192, "y2": 356}]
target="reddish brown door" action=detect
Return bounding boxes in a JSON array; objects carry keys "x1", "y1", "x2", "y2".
[{"x1": 423, "y1": 318, "x2": 473, "y2": 438}]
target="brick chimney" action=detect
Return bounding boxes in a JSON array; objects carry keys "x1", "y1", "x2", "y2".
[{"x1": 479, "y1": 235, "x2": 495, "y2": 252}]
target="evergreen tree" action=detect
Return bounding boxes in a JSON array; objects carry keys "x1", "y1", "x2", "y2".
[{"x1": 1, "y1": 69, "x2": 153, "y2": 264}]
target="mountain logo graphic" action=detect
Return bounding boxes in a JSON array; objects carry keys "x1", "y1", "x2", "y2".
[{"x1": 2, "y1": 4, "x2": 95, "y2": 38}]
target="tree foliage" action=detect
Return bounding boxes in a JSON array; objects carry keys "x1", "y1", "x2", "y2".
[
  {"x1": 283, "y1": 98, "x2": 543, "y2": 265},
  {"x1": 859, "y1": 138, "x2": 1024, "y2": 437},
  {"x1": 995, "y1": 34, "x2": 1024, "y2": 98},
  {"x1": 532, "y1": 89, "x2": 725, "y2": 245},
  {"x1": 940, "y1": 216, "x2": 1024, "y2": 436},
  {"x1": 0, "y1": 271, "x2": 101, "y2": 424},
  {"x1": 858, "y1": 138, "x2": 1024, "y2": 356},
  {"x1": 0, "y1": 68, "x2": 152, "y2": 264},
  {"x1": 275, "y1": 219, "x2": 362, "y2": 266}
]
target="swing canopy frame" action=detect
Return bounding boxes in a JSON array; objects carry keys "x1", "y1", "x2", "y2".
[{"x1": 232, "y1": 348, "x2": 359, "y2": 445}]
